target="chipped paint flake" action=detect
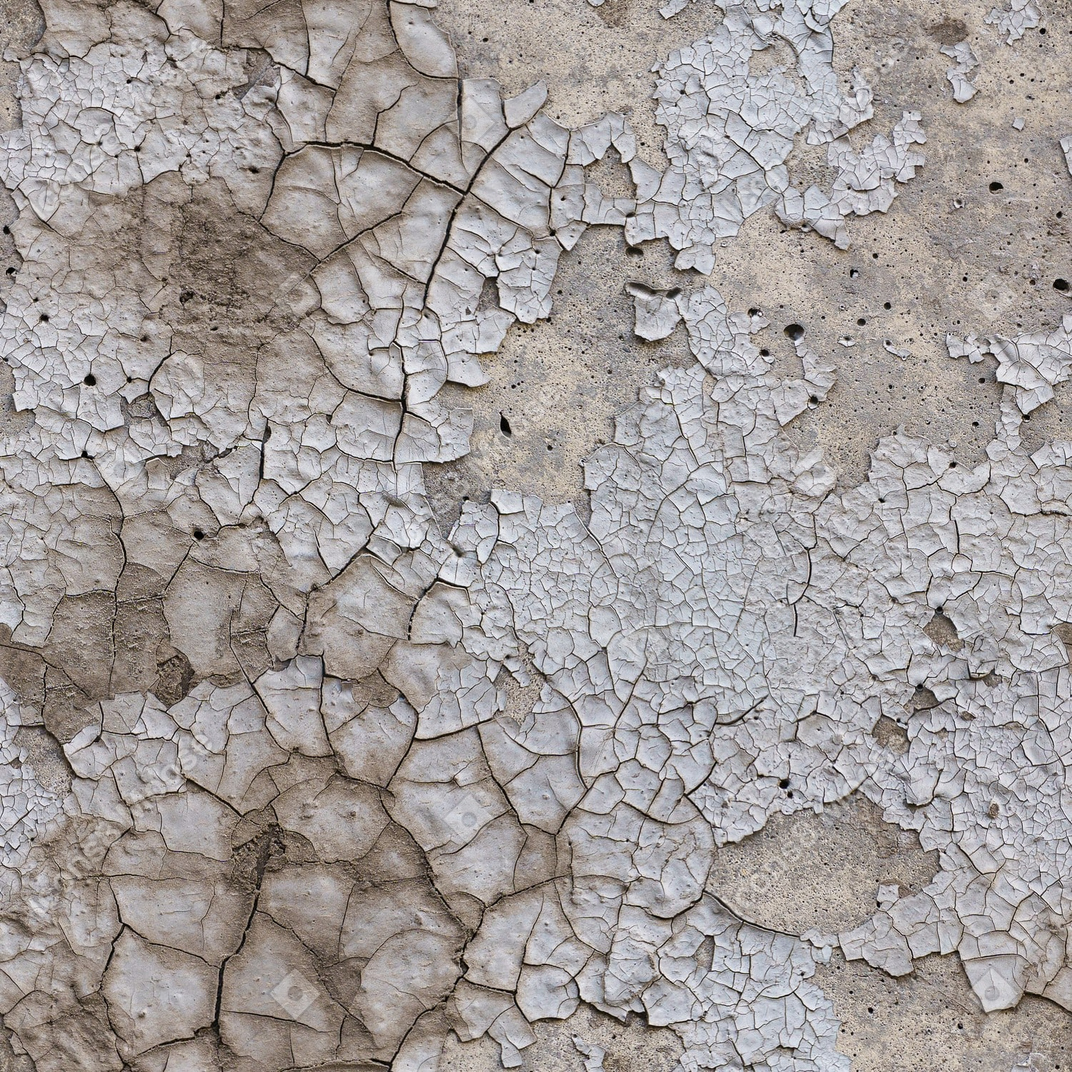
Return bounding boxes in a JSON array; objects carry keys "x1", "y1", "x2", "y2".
[{"x1": 941, "y1": 41, "x2": 979, "y2": 103}]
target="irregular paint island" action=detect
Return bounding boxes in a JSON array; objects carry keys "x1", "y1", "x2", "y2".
[{"x1": 0, "y1": 0, "x2": 1069, "y2": 1069}]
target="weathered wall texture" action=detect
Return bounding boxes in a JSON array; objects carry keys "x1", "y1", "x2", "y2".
[{"x1": 0, "y1": 0, "x2": 1070, "y2": 1069}]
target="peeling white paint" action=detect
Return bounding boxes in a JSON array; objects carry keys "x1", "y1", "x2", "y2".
[{"x1": 0, "y1": 0, "x2": 1066, "y2": 1070}]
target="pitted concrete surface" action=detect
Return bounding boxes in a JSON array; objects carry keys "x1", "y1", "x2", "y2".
[{"x1": 0, "y1": 0, "x2": 1070, "y2": 1070}]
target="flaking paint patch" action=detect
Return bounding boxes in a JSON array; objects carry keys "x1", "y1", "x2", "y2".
[{"x1": 0, "y1": 0, "x2": 1068, "y2": 1069}]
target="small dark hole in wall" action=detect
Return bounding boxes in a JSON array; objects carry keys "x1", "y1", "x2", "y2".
[
  {"x1": 883, "y1": 302, "x2": 891, "y2": 309},
  {"x1": 748, "y1": 308, "x2": 759, "y2": 316},
  {"x1": 857, "y1": 317, "x2": 866, "y2": 326},
  {"x1": 989, "y1": 181, "x2": 1004, "y2": 192},
  {"x1": 784, "y1": 323, "x2": 805, "y2": 341},
  {"x1": 849, "y1": 268, "x2": 860, "y2": 278},
  {"x1": 666, "y1": 287, "x2": 682, "y2": 299},
  {"x1": 759, "y1": 348, "x2": 770, "y2": 356},
  {"x1": 779, "y1": 778, "x2": 790, "y2": 789},
  {"x1": 1055, "y1": 278, "x2": 1070, "y2": 292},
  {"x1": 625, "y1": 245, "x2": 643, "y2": 257},
  {"x1": 499, "y1": 413, "x2": 512, "y2": 437},
  {"x1": 193, "y1": 528, "x2": 205, "y2": 540},
  {"x1": 809, "y1": 395, "x2": 819, "y2": 404},
  {"x1": 83, "y1": 373, "x2": 96, "y2": 386}
]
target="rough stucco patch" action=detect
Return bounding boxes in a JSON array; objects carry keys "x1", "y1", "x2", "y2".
[
  {"x1": 819, "y1": 951, "x2": 1072, "y2": 1071},
  {"x1": 0, "y1": 0, "x2": 1069, "y2": 1069},
  {"x1": 425, "y1": 225, "x2": 693, "y2": 518},
  {"x1": 439, "y1": 1004, "x2": 683, "y2": 1071},
  {"x1": 442, "y1": 0, "x2": 1072, "y2": 488},
  {"x1": 705, "y1": 796, "x2": 939, "y2": 936}
]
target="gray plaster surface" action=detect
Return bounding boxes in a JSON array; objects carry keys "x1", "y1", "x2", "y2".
[{"x1": 0, "y1": 0, "x2": 1069, "y2": 1069}]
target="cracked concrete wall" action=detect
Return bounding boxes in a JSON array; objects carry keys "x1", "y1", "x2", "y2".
[{"x1": 0, "y1": 0, "x2": 1071, "y2": 1069}]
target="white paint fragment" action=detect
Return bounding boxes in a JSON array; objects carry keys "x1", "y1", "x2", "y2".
[
  {"x1": 625, "y1": 0, "x2": 926, "y2": 268},
  {"x1": 986, "y1": 0, "x2": 1043, "y2": 42},
  {"x1": 1060, "y1": 134, "x2": 1072, "y2": 177},
  {"x1": 573, "y1": 1036, "x2": 607, "y2": 1072},
  {"x1": 940, "y1": 42, "x2": 979, "y2": 102},
  {"x1": 659, "y1": 0, "x2": 693, "y2": 17},
  {"x1": 625, "y1": 282, "x2": 683, "y2": 340}
]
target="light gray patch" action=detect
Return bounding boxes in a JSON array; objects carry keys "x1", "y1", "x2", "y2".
[
  {"x1": 941, "y1": 41, "x2": 979, "y2": 102},
  {"x1": 1, "y1": 0, "x2": 1072, "y2": 1068}
]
